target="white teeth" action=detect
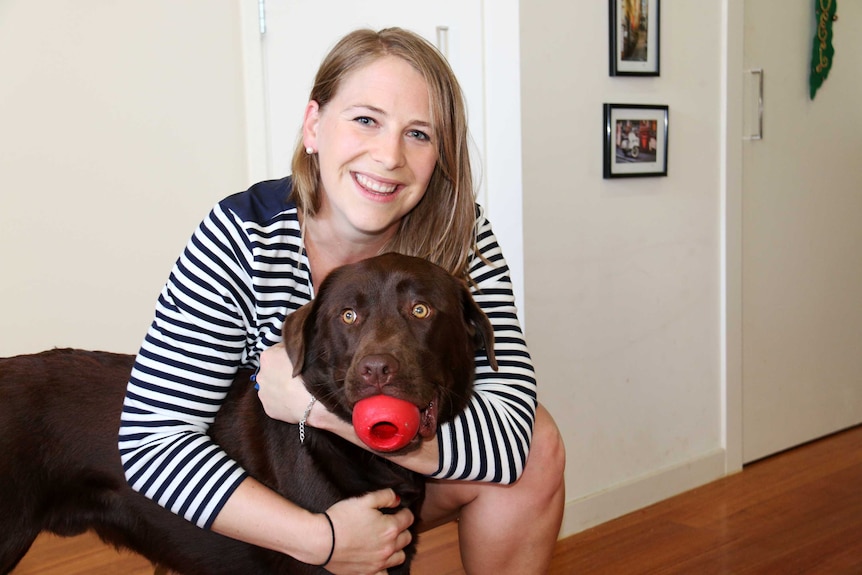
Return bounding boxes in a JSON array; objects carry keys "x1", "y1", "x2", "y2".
[{"x1": 355, "y1": 173, "x2": 397, "y2": 194}]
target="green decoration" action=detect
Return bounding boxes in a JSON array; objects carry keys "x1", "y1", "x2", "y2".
[{"x1": 809, "y1": 0, "x2": 837, "y2": 99}]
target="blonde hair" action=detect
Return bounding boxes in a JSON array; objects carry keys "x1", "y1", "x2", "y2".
[{"x1": 289, "y1": 28, "x2": 476, "y2": 280}]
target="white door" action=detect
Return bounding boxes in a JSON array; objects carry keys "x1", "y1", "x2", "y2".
[
  {"x1": 742, "y1": 1, "x2": 862, "y2": 463},
  {"x1": 248, "y1": 0, "x2": 526, "y2": 319}
]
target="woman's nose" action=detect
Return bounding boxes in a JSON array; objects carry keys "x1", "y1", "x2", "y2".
[{"x1": 371, "y1": 132, "x2": 405, "y2": 170}]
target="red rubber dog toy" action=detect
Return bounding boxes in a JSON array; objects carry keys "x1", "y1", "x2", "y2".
[{"x1": 352, "y1": 396, "x2": 420, "y2": 452}]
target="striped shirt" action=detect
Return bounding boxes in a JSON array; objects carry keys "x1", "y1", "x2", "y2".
[{"x1": 118, "y1": 177, "x2": 537, "y2": 529}]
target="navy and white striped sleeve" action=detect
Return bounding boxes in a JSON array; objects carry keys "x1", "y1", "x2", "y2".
[
  {"x1": 118, "y1": 202, "x2": 256, "y2": 529},
  {"x1": 432, "y1": 207, "x2": 538, "y2": 484}
]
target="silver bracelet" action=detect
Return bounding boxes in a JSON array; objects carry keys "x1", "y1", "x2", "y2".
[{"x1": 299, "y1": 396, "x2": 317, "y2": 444}]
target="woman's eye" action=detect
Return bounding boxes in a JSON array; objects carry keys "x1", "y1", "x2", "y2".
[
  {"x1": 408, "y1": 129, "x2": 430, "y2": 142},
  {"x1": 341, "y1": 309, "x2": 357, "y2": 324},
  {"x1": 354, "y1": 116, "x2": 375, "y2": 127},
  {"x1": 411, "y1": 304, "x2": 431, "y2": 319}
]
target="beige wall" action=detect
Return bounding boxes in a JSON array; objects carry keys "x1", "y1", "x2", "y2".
[
  {"x1": 0, "y1": 0, "x2": 249, "y2": 355},
  {"x1": 521, "y1": 2, "x2": 727, "y2": 535}
]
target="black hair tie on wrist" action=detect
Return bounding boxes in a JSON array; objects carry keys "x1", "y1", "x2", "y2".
[{"x1": 318, "y1": 511, "x2": 335, "y2": 567}]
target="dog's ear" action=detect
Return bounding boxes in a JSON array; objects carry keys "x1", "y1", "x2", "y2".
[
  {"x1": 461, "y1": 286, "x2": 499, "y2": 371},
  {"x1": 281, "y1": 303, "x2": 313, "y2": 376}
]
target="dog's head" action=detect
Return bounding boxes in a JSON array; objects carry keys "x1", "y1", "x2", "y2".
[{"x1": 282, "y1": 253, "x2": 497, "y2": 452}]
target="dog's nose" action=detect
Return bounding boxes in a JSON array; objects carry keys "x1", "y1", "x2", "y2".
[{"x1": 358, "y1": 354, "x2": 400, "y2": 390}]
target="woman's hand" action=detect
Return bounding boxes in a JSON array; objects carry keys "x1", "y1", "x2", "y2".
[
  {"x1": 255, "y1": 343, "x2": 359, "y2": 451},
  {"x1": 324, "y1": 489, "x2": 414, "y2": 575},
  {"x1": 212, "y1": 478, "x2": 413, "y2": 574},
  {"x1": 256, "y1": 343, "x2": 314, "y2": 424}
]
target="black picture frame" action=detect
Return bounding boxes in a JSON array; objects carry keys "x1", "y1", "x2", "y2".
[
  {"x1": 609, "y1": 0, "x2": 660, "y2": 76},
  {"x1": 603, "y1": 103, "x2": 669, "y2": 179}
]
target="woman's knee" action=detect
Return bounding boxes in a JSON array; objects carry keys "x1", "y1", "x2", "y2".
[
  {"x1": 419, "y1": 404, "x2": 565, "y2": 528},
  {"x1": 528, "y1": 404, "x2": 566, "y2": 480}
]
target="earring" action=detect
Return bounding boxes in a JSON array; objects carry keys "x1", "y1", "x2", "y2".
[{"x1": 305, "y1": 146, "x2": 314, "y2": 155}]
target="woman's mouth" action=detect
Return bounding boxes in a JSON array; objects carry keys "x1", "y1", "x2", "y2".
[{"x1": 354, "y1": 173, "x2": 398, "y2": 195}]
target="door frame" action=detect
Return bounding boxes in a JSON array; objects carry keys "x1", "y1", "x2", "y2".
[
  {"x1": 236, "y1": 0, "x2": 527, "y2": 323},
  {"x1": 722, "y1": 0, "x2": 744, "y2": 473}
]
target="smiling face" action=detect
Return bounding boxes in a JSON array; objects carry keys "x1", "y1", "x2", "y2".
[{"x1": 302, "y1": 56, "x2": 438, "y2": 244}]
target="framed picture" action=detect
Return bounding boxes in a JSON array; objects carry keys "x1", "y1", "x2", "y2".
[
  {"x1": 603, "y1": 103, "x2": 668, "y2": 179},
  {"x1": 609, "y1": 0, "x2": 660, "y2": 76}
]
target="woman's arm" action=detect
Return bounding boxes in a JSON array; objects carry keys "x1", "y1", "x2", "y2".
[
  {"x1": 119, "y1": 203, "x2": 255, "y2": 528},
  {"x1": 433, "y1": 208, "x2": 538, "y2": 484},
  {"x1": 121, "y1": 182, "x2": 313, "y2": 528},
  {"x1": 212, "y1": 476, "x2": 414, "y2": 573}
]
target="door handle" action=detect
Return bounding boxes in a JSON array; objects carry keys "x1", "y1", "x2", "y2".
[
  {"x1": 436, "y1": 26, "x2": 449, "y2": 59},
  {"x1": 745, "y1": 68, "x2": 764, "y2": 141}
]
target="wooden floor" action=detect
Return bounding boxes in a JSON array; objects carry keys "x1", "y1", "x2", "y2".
[{"x1": 13, "y1": 425, "x2": 862, "y2": 574}]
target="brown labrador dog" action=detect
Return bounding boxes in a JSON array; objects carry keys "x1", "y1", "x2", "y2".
[{"x1": 0, "y1": 253, "x2": 497, "y2": 575}]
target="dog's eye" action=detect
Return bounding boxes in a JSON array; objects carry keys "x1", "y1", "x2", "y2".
[
  {"x1": 411, "y1": 303, "x2": 430, "y2": 319},
  {"x1": 341, "y1": 309, "x2": 357, "y2": 324}
]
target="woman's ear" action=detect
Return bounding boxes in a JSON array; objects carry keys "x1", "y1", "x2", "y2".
[{"x1": 302, "y1": 100, "x2": 320, "y2": 151}]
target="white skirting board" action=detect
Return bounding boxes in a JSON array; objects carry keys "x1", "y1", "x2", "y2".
[{"x1": 559, "y1": 448, "x2": 729, "y2": 538}]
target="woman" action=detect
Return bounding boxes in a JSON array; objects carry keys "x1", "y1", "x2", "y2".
[{"x1": 119, "y1": 28, "x2": 565, "y2": 575}]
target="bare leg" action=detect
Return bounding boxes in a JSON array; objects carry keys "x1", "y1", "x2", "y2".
[{"x1": 419, "y1": 404, "x2": 566, "y2": 575}]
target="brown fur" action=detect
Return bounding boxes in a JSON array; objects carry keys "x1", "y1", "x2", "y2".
[{"x1": 0, "y1": 253, "x2": 496, "y2": 574}]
